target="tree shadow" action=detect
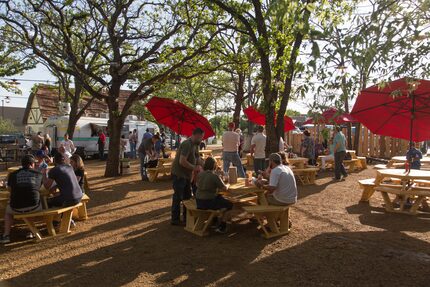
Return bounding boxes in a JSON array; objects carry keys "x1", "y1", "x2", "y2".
[
  {"x1": 7, "y1": 219, "x2": 269, "y2": 287},
  {"x1": 346, "y1": 203, "x2": 430, "y2": 233}
]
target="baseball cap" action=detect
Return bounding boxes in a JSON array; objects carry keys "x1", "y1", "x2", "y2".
[
  {"x1": 269, "y1": 153, "x2": 282, "y2": 163},
  {"x1": 21, "y1": 154, "x2": 36, "y2": 167}
]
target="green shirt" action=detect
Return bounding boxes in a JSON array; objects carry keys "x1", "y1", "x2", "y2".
[
  {"x1": 333, "y1": 132, "x2": 346, "y2": 153},
  {"x1": 171, "y1": 139, "x2": 199, "y2": 179},
  {"x1": 196, "y1": 171, "x2": 226, "y2": 200}
]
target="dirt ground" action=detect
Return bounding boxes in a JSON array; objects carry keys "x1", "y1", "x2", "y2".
[{"x1": 1, "y1": 147, "x2": 430, "y2": 287}]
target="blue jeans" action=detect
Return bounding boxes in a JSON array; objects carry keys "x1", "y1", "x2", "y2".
[
  {"x1": 253, "y1": 158, "x2": 266, "y2": 173},
  {"x1": 222, "y1": 151, "x2": 245, "y2": 177},
  {"x1": 171, "y1": 175, "x2": 192, "y2": 222},
  {"x1": 334, "y1": 151, "x2": 347, "y2": 179},
  {"x1": 130, "y1": 143, "x2": 137, "y2": 159},
  {"x1": 139, "y1": 152, "x2": 147, "y2": 180}
]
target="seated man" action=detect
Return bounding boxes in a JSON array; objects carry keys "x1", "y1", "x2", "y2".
[
  {"x1": 43, "y1": 153, "x2": 83, "y2": 207},
  {"x1": 1, "y1": 155, "x2": 43, "y2": 244},
  {"x1": 256, "y1": 153, "x2": 297, "y2": 206},
  {"x1": 196, "y1": 157, "x2": 233, "y2": 234},
  {"x1": 406, "y1": 142, "x2": 423, "y2": 170}
]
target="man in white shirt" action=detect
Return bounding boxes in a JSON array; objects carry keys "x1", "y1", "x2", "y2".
[
  {"x1": 251, "y1": 126, "x2": 267, "y2": 173},
  {"x1": 222, "y1": 122, "x2": 245, "y2": 177},
  {"x1": 256, "y1": 153, "x2": 297, "y2": 206},
  {"x1": 61, "y1": 133, "x2": 76, "y2": 155}
]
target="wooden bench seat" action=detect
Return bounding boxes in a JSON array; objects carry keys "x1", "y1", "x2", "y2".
[
  {"x1": 147, "y1": 163, "x2": 172, "y2": 182},
  {"x1": 14, "y1": 202, "x2": 83, "y2": 241},
  {"x1": 243, "y1": 205, "x2": 291, "y2": 239},
  {"x1": 73, "y1": 193, "x2": 90, "y2": 221},
  {"x1": 293, "y1": 167, "x2": 319, "y2": 185},
  {"x1": 356, "y1": 156, "x2": 367, "y2": 169},
  {"x1": 358, "y1": 178, "x2": 376, "y2": 202},
  {"x1": 344, "y1": 159, "x2": 359, "y2": 171},
  {"x1": 375, "y1": 185, "x2": 430, "y2": 215},
  {"x1": 183, "y1": 200, "x2": 222, "y2": 236}
]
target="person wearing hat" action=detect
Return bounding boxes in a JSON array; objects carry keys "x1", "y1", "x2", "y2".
[
  {"x1": 333, "y1": 126, "x2": 348, "y2": 181},
  {"x1": 256, "y1": 153, "x2": 297, "y2": 206},
  {"x1": 35, "y1": 149, "x2": 49, "y2": 172},
  {"x1": 42, "y1": 153, "x2": 82, "y2": 208},
  {"x1": 221, "y1": 122, "x2": 245, "y2": 177},
  {"x1": 1, "y1": 155, "x2": 43, "y2": 244}
]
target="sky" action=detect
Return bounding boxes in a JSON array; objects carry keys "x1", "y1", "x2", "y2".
[
  {"x1": 0, "y1": 1, "x2": 374, "y2": 116},
  {"x1": 0, "y1": 63, "x2": 311, "y2": 114}
]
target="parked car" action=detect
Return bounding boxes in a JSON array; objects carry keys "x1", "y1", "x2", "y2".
[{"x1": 0, "y1": 133, "x2": 26, "y2": 146}]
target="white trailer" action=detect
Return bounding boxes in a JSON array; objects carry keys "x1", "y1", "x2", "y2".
[{"x1": 43, "y1": 114, "x2": 159, "y2": 158}]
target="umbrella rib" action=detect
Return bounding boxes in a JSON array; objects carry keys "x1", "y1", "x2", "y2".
[{"x1": 352, "y1": 96, "x2": 406, "y2": 114}]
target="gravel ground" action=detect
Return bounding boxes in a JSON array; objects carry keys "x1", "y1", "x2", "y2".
[{"x1": 1, "y1": 148, "x2": 430, "y2": 287}]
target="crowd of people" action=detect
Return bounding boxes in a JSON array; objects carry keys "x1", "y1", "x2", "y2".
[
  {"x1": 1, "y1": 139, "x2": 86, "y2": 243},
  {"x1": 170, "y1": 125, "x2": 298, "y2": 234}
]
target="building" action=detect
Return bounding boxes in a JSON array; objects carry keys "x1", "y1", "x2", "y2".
[{"x1": 23, "y1": 84, "x2": 132, "y2": 134}]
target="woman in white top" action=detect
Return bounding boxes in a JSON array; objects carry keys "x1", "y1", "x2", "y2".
[{"x1": 61, "y1": 133, "x2": 76, "y2": 155}]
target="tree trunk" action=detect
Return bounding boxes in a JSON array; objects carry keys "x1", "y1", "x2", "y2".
[
  {"x1": 265, "y1": 100, "x2": 279, "y2": 156},
  {"x1": 104, "y1": 84, "x2": 126, "y2": 177},
  {"x1": 233, "y1": 73, "x2": 245, "y2": 128},
  {"x1": 104, "y1": 114, "x2": 125, "y2": 177},
  {"x1": 342, "y1": 76, "x2": 353, "y2": 150}
]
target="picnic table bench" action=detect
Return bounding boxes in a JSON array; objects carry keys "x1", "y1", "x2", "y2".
[
  {"x1": 14, "y1": 202, "x2": 83, "y2": 241},
  {"x1": 293, "y1": 167, "x2": 319, "y2": 185},
  {"x1": 243, "y1": 205, "x2": 291, "y2": 239},
  {"x1": 183, "y1": 199, "x2": 222, "y2": 237},
  {"x1": 147, "y1": 161, "x2": 172, "y2": 182}
]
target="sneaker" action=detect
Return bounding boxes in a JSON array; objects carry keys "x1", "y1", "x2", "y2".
[
  {"x1": 70, "y1": 219, "x2": 76, "y2": 228},
  {"x1": 0, "y1": 234, "x2": 10, "y2": 244},
  {"x1": 215, "y1": 222, "x2": 227, "y2": 234},
  {"x1": 26, "y1": 232, "x2": 34, "y2": 239},
  {"x1": 170, "y1": 220, "x2": 185, "y2": 226}
]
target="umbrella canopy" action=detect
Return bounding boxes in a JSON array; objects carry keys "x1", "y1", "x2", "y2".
[
  {"x1": 351, "y1": 78, "x2": 430, "y2": 143},
  {"x1": 303, "y1": 108, "x2": 356, "y2": 125},
  {"x1": 145, "y1": 97, "x2": 215, "y2": 139},
  {"x1": 243, "y1": 106, "x2": 295, "y2": 132}
]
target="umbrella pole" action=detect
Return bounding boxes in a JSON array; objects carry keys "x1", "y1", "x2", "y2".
[{"x1": 409, "y1": 93, "x2": 416, "y2": 148}]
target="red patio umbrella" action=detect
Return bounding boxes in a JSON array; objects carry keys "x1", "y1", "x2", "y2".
[
  {"x1": 351, "y1": 78, "x2": 430, "y2": 143},
  {"x1": 304, "y1": 108, "x2": 356, "y2": 125},
  {"x1": 145, "y1": 97, "x2": 215, "y2": 139},
  {"x1": 243, "y1": 106, "x2": 295, "y2": 132}
]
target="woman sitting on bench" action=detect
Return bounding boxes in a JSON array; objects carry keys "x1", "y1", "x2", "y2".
[
  {"x1": 42, "y1": 153, "x2": 83, "y2": 208},
  {"x1": 196, "y1": 157, "x2": 233, "y2": 234}
]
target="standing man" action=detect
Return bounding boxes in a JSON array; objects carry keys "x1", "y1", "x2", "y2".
[
  {"x1": 129, "y1": 130, "x2": 138, "y2": 159},
  {"x1": 143, "y1": 129, "x2": 153, "y2": 140},
  {"x1": 301, "y1": 130, "x2": 315, "y2": 165},
  {"x1": 138, "y1": 134, "x2": 160, "y2": 181},
  {"x1": 61, "y1": 133, "x2": 76, "y2": 155},
  {"x1": 97, "y1": 130, "x2": 106, "y2": 160},
  {"x1": 222, "y1": 122, "x2": 245, "y2": 177},
  {"x1": 333, "y1": 126, "x2": 348, "y2": 181},
  {"x1": 171, "y1": 128, "x2": 205, "y2": 226},
  {"x1": 31, "y1": 132, "x2": 44, "y2": 155},
  {"x1": 251, "y1": 125, "x2": 267, "y2": 173}
]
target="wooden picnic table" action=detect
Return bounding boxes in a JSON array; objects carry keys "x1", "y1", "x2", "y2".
[
  {"x1": 374, "y1": 169, "x2": 430, "y2": 214},
  {"x1": 199, "y1": 149, "x2": 213, "y2": 158},
  {"x1": 286, "y1": 157, "x2": 308, "y2": 169},
  {"x1": 224, "y1": 178, "x2": 268, "y2": 205}
]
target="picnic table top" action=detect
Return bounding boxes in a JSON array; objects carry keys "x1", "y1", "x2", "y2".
[
  {"x1": 199, "y1": 149, "x2": 213, "y2": 153},
  {"x1": 287, "y1": 157, "x2": 308, "y2": 162},
  {"x1": 376, "y1": 169, "x2": 430, "y2": 180},
  {"x1": 391, "y1": 156, "x2": 430, "y2": 163}
]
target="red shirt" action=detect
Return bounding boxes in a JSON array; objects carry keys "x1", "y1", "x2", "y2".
[{"x1": 99, "y1": 133, "x2": 106, "y2": 144}]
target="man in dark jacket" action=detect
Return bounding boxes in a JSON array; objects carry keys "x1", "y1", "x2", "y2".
[{"x1": 1, "y1": 155, "x2": 43, "y2": 244}]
